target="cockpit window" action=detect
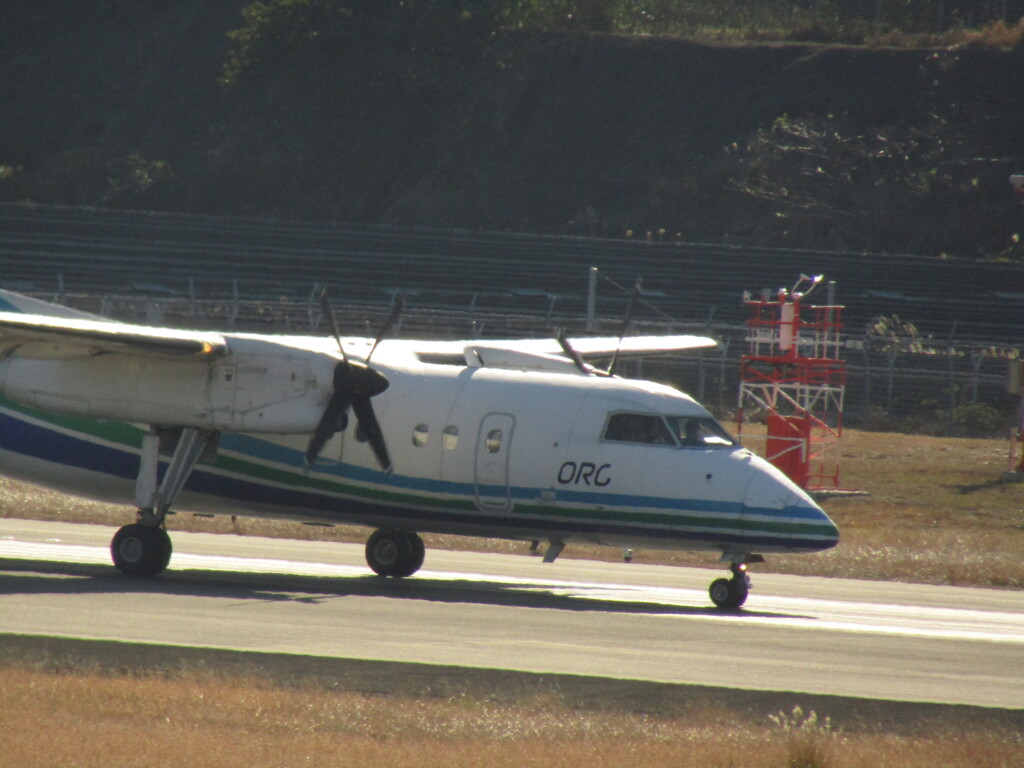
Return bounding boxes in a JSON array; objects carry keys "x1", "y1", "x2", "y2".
[
  {"x1": 603, "y1": 413, "x2": 676, "y2": 445},
  {"x1": 666, "y1": 416, "x2": 736, "y2": 447}
]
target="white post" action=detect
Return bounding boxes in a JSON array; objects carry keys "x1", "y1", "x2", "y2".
[{"x1": 586, "y1": 267, "x2": 598, "y2": 332}]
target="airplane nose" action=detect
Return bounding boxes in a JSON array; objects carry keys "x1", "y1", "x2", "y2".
[
  {"x1": 742, "y1": 455, "x2": 839, "y2": 553},
  {"x1": 809, "y1": 502, "x2": 840, "y2": 551}
]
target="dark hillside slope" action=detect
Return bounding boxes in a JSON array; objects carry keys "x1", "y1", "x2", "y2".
[
  {"x1": 405, "y1": 35, "x2": 1023, "y2": 255},
  {"x1": 1, "y1": 1, "x2": 1022, "y2": 258},
  {"x1": 0, "y1": 0, "x2": 249, "y2": 204}
]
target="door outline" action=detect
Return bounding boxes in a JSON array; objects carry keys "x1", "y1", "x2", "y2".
[{"x1": 474, "y1": 413, "x2": 515, "y2": 511}]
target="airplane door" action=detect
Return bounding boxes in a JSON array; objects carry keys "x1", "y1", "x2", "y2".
[{"x1": 474, "y1": 413, "x2": 514, "y2": 511}]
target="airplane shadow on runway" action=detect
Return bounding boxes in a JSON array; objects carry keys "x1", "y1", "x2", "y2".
[{"x1": 0, "y1": 558, "x2": 810, "y2": 620}]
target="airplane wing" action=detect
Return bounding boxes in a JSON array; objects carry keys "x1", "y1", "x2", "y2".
[
  {"x1": 0, "y1": 289, "x2": 712, "y2": 366},
  {"x1": 404, "y1": 334, "x2": 717, "y2": 373},
  {"x1": 546, "y1": 334, "x2": 717, "y2": 358},
  {"x1": 0, "y1": 289, "x2": 104, "y2": 320},
  {"x1": 0, "y1": 311, "x2": 228, "y2": 360},
  {"x1": 410, "y1": 334, "x2": 716, "y2": 359}
]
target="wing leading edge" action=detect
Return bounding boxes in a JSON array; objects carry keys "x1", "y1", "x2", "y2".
[
  {"x1": 408, "y1": 334, "x2": 717, "y2": 368},
  {"x1": 0, "y1": 311, "x2": 228, "y2": 360},
  {"x1": 0, "y1": 290, "x2": 714, "y2": 366}
]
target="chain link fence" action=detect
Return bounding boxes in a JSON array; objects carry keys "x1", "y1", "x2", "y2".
[{"x1": 3, "y1": 203, "x2": 1020, "y2": 437}]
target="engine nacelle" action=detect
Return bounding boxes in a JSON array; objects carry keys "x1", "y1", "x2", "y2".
[{"x1": 0, "y1": 337, "x2": 337, "y2": 434}]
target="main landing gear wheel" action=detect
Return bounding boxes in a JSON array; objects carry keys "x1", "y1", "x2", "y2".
[
  {"x1": 365, "y1": 529, "x2": 425, "y2": 578},
  {"x1": 111, "y1": 523, "x2": 172, "y2": 577}
]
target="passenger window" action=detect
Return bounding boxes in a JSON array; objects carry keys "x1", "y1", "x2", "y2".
[
  {"x1": 412, "y1": 424, "x2": 429, "y2": 447},
  {"x1": 443, "y1": 425, "x2": 459, "y2": 450},
  {"x1": 485, "y1": 429, "x2": 503, "y2": 453},
  {"x1": 603, "y1": 413, "x2": 674, "y2": 445}
]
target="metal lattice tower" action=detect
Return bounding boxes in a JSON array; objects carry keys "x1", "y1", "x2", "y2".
[{"x1": 737, "y1": 276, "x2": 846, "y2": 491}]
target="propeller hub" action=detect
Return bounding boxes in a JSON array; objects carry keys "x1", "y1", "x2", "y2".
[
  {"x1": 336, "y1": 359, "x2": 389, "y2": 398},
  {"x1": 305, "y1": 289, "x2": 400, "y2": 472}
]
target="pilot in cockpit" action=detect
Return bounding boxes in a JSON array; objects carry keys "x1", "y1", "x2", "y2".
[{"x1": 681, "y1": 419, "x2": 706, "y2": 446}]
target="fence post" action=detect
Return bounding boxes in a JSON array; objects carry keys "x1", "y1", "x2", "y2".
[
  {"x1": 717, "y1": 337, "x2": 730, "y2": 414},
  {"x1": 885, "y1": 348, "x2": 898, "y2": 413},
  {"x1": 970, "y1": 349, "x2": 985, "y2": 403},
  {"x1": 229, "y1": 279, "x2": 239, "y2": 329},
  {"x1": 947, "y1": 341, "x2": 957, "y2": 435},
  {"x1": 862, "y1": 346, "x2": 872, "y2": 417},
  {"x1": 586, "y1": 267, "x2": 598, "y2": 333}
]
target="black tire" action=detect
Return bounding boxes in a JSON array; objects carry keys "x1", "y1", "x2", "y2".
[
  {"x1": 709, "y1": 577, "x2": 733, "y2": 608},
  {"x1": 405, "y1": 532, "x2": 425, "y2": 576},
  {"x1": 365, "y1": 528, "x2": 422, "y2": 578},
  {"x1": 727, "y1": 577, "x2": 749, "y2": 608},
  {"x1": 709, "y1": 577, "x2": 748, "y2": 609},
  {"x1": 111, "y1": 524, "x2": 172, "y2": 577},
  {"x1": 149, "y1": 527, "x2": 173, "y2": 574}
]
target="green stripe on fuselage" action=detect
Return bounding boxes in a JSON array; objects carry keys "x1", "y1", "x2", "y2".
[{"x1": 2, "y1": 396, "x2": 833, "y2": 543}]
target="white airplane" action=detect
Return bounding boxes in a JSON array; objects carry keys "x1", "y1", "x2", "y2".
[{"x1": 0, "y1": 288, "x2": 838, "y2": 608}]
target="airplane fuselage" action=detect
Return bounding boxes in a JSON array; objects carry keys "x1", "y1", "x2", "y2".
[{"x1": 0, "y1": 333, "x2": 838, "y2": 558}]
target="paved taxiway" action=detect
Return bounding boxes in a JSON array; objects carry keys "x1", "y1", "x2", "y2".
[{"x1": 1, "y1": 519, "x2": 1021, "y2": 709}]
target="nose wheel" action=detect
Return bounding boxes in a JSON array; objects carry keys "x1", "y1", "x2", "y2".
[{"x1": 709, "y1": 557, "x2": 761, "y2": 609}]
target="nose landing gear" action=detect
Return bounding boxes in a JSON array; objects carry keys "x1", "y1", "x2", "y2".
[{"x1": 709, "y1": 554, "x2": 764, "y2": 609}]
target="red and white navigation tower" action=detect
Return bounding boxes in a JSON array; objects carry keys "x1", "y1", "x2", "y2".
[{"x1": 737, "y1": 275, "x2": 846, "y2": 491}]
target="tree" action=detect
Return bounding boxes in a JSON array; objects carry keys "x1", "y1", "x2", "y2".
[
  {"x1": 216, "y1": 0, "x2": 505, "y2": 218},
  {"x1": 727, "y1": 110, "x2": 1003, "y2": 255}
]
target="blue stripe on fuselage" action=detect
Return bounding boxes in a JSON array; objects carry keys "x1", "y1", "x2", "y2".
[
  {"x1": 0, "y1": 405, "x2": 831, "y2": 551},
  {"x1": 0, "y1": 406, "x2": 140, "y2": 480},
  {"x1": 222, "y1": 430, "x2": 819, "y2": 523}
]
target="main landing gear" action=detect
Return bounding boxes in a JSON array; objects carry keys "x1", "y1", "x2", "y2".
[
  {"x1": 365, "y1": 528, "x2": 425, "y2": 578},
  {"x1": 111, "y1": 426, "x2": 218, "y2": 577},
  {"x1": 708, "y1": 554, "x2": 764, "y2": 609}
]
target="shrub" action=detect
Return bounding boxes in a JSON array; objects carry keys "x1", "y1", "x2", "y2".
[
  {"x1": 952, "y1": 402, "x2": 1005, "y2": 437},
  {"x1": 769, "y1": 706, "x2": 842, "y2": 768}
]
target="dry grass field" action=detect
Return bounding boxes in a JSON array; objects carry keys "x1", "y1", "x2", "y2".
[
  {"x1": 2, "y1": 428, "x2": 1021, "y2": 767},
  {"x1": 0, "y1": 663, "x2": 1020, "y2": 768}
]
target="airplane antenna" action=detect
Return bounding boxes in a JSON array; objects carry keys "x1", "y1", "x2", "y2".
[{"x1": 792, "y1": 273, "x2": 824, "y2": 299}]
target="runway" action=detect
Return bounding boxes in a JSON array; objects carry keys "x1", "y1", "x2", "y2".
[{"x1": 1, "y1": 519, "x2": 1021, "y2": 710}]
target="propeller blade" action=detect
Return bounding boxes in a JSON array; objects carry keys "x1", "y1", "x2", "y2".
[
  {"x1": 556, "y1": 328, "x2": 590, "y2": 374},
  {"x1": 305, "y1": 359, "x2": 392, "y2": 468},
  {"x1": 607, "y1": 278, "x2": 642, "y2": 375},
  {"x1": 304, "y1": 385, "x2": 352, "y2": 466},
  {"x1": 306, "y1": 288, "x2": 394, "y2": 472},
  {"x1": 367, "y1": 294, "x2": 404, "y2": 363},
  {"x1": 352, "y1": 395, "x2": 392, "y2": 471},
  {"x1": 319, "y1": 289, "x2": 350, "y2": 364}
]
